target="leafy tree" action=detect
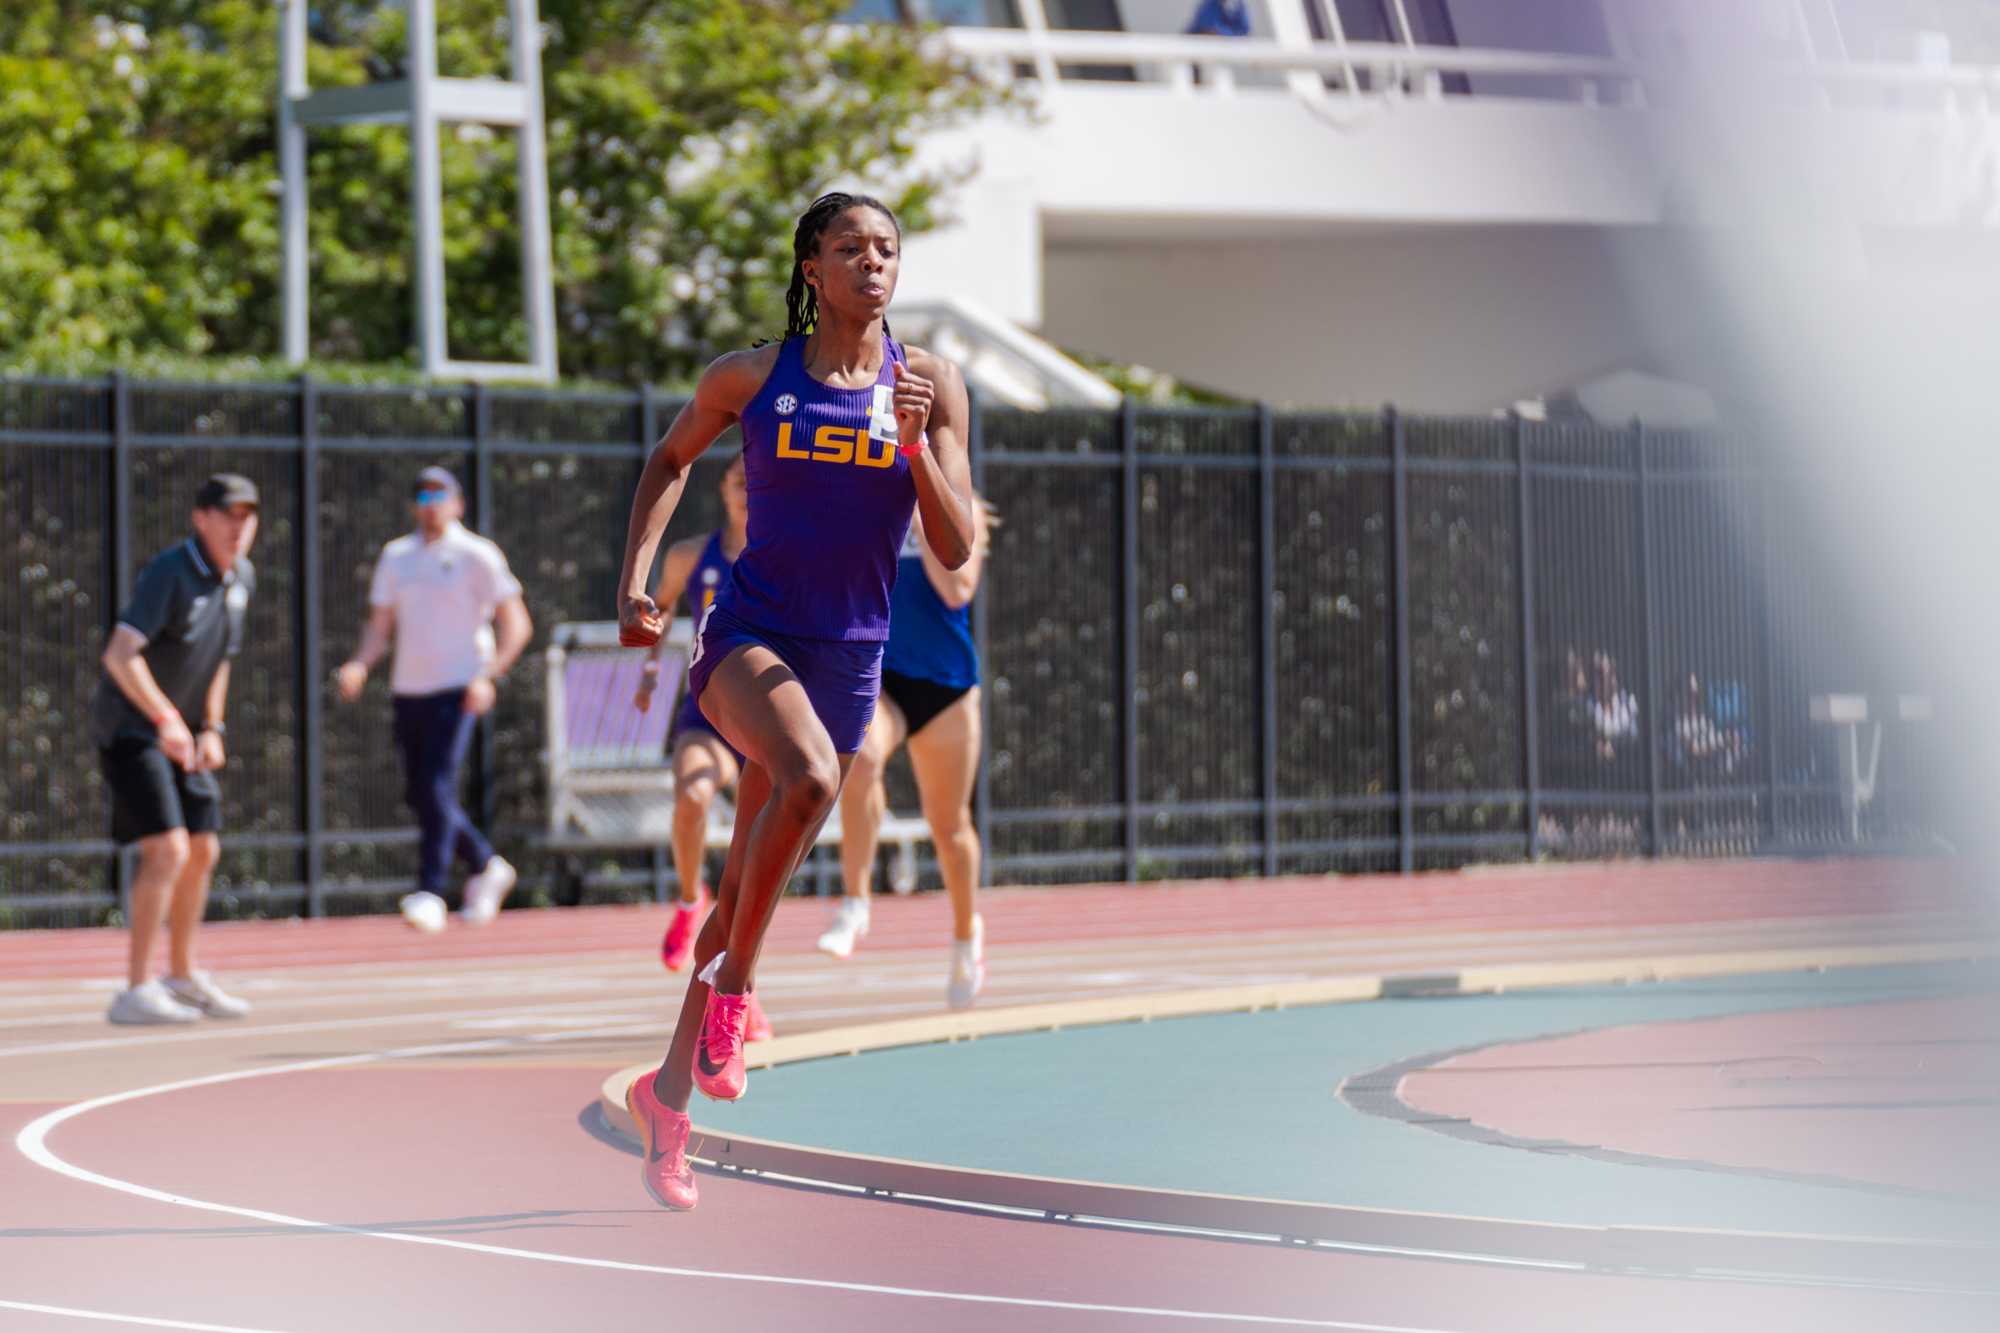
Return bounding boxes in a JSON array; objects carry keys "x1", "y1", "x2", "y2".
[{"x1": 0, "y1": 2, "x2": 1006, "y2": 381}]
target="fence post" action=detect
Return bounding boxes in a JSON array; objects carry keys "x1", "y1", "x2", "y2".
[
  {"x1": 1514, "y1": 411, "x2": 1541, "y2": 862},
  {"x1": 969, "y1": 385, "x2": 993, "y2": 888},
  {"x1": 1120, "y1": 397, "x2": 1140, "y2": 883},
  {"x1": 109, "y1": 372, "x2": 134, "y2": 912},
  {"x1": 1389, "y1": 405, "x2": 1414, "y2": 873},
  {"x1": 1760, "y1": 467, "x2": 1782, "y2": 847},
  {"x1": 1634, "y1": 419, "x2": 1663, "y2": 856},
  {"x1": 469, "y1": 383, "x2": 497, "y2": 838},
  {"x1": 1256, "y1": 402, "x2": 1279, "y2": 878},
  {"x1": 637, "y1": 382, "x2": 670, "y2": 904},
  {"x1": 299, "y1": 376, "x2": 326, "y2": 916}
]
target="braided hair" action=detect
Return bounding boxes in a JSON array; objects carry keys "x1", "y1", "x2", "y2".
[{"x1": 781, "y1": 191, "x2": 902, "y2": 340}]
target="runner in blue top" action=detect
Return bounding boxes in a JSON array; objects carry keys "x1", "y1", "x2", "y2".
[
  {"x1": 826, "y1": 497, "x2": 995, "y2": 1009},
  {"x1": 616, "y1": 192, "x2": 975, "y2": 1212},
  {"x1": 633, "y1": 457, "x2": 768, "y2": 1000}
]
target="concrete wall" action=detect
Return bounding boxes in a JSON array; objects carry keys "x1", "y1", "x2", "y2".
[
  {"x1": 1039, "y1": 225, "x2": 1704, "y2": 411},
  {"x1": 893, "y1": 16, "x2": 2000, "y2": 407},
  {"x1": 900, "y1": 89, "x2": 1665, "y2": 325}
]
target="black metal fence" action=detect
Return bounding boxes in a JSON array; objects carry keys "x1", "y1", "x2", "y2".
[{"x1": 0, "y1": 374, "x2": 1950, "y2": 927}]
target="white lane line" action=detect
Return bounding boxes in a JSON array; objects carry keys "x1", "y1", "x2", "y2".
[
  {"x1": 1, "y1": 920, "x2": 1951, "y2": 1045},
  {"x1": 0, "y1": 998, "x2": 673, "y2": 1061},
  {"x1": 0, "y1": 909, "x2": 1957, "y2": 1009},
  {"x1": 0, "y1": 1300, "x2": 292, "y2": 1332},
  {"x1": 14, "y1": 1028, "x2": 1469, "y2": 1333},
  {"x1": 0, "y1": 976, "x2": 1138, "y2": 1057}
]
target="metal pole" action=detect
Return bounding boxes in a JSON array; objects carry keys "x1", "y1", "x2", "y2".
[
  {"x1": 637, "y1": 383, "x2": 669, "y2": 905},
  {"x1": 407, "y1": 0, "x2": 449, "y2": 374},
  {"x1": 510, "y1": 0, "x2": 559, "y2": 380},
  {"x1": 969, "y1": 385, "x2": 993, "y2": 888},
  {"x1": 299, "y1": 376, "x2": 327, "y2": 915},
  {"x1": 470, "y1": 383, "x2": 497, "y2": 836},
  {"x1": 110, "y1": 372, "x2": 134, "y2": 911},
  {"x1": 1388, "y1": 0, "x2": 1416, "y2": 45},
  {"x1": 1257, "y1": 403, "x2": 1279, "y2": 877},
  {"x1": 111, "y1": 372, "x2": 133, "y2": 608},
  {"x1": 1388, "y1": 405, "x2": 1414, "y2": 873},
  {"x1": 1120, "y1": 397, "x2": 1140, "y2": 883},
  {"x1": 1515, "y1": 412, "x2": 1541, "y2": 862},
  {"x1": 279, "y1": 0, "x2": 310, "y2": 366},
  {"x1": 1760, "y1": 471, "x2": 1783, "y2": 847},
  {"x1": 1634, "y1": 421, "x2": 1663, "y2": 856}
]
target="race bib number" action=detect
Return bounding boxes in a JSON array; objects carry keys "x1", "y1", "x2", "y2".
[
  {"x1": 688, "y1": 602, "x2": 717, "y2": 667},
  {"x1": 869, "y1": 383, "x2": 899, "y2": 444}
]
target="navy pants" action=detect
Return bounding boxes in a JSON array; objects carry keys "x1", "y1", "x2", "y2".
[{"x1": 393, "y1": 689, "x2": 494, "y2": 896}]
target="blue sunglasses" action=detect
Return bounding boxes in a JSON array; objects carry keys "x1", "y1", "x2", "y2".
[{"x1": 414, "y1": 488, "x2": 453, "y2": 506}]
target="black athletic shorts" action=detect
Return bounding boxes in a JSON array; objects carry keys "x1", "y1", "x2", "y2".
[
  {"x1": 880, "y1": 669, "x2": 973, "y2": 738},
  {"x1": 99, "y1": 737, "x2": 222, "y2": 845}
]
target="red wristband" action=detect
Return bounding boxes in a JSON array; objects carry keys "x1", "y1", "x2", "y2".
[{"x1": 899, "y1": 431, "x2": 929, "y2": 458}]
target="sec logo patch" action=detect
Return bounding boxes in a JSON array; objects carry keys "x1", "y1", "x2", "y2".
[{"x1": 775, "y1": 393, "x2": 799, "y2": 416}]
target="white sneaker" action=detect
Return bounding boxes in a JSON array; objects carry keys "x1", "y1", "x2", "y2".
[
  {"x1": 162, "y1": 970, "x2": 251, "y2": 1019},
  {"x1": 107, "y1": 979, "x2": 201, "y2": 1026},
  {"x1": 460, "y1": 855, "x2": 517, "y2": 926},
  {"x1": 947, "y1": 914, "x2": 986, "y2": 1010},
  {"x1": 815, "y1": 898, "x2": 870, "y2": 959},
  {"x1": 399, "y1": 890, "x2": 449, "y2": 933}
]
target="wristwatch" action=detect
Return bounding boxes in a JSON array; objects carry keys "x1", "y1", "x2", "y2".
[{"x1": 201, "y1": 721, "x2": 227, "y2": 737}]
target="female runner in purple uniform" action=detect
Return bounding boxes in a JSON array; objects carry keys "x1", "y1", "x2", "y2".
[{"x1": 616, "y1": 192, "x2": 974, "y2": 1212}]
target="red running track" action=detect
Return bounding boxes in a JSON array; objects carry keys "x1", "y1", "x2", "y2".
[
  {"x1": 0, "y1": 857, "x2": 1981, "y2": 980},
  {"x1": 3, "y1": 860, "x2": 1995, "y2": 1332},
  {"x1": 10, "y1": 1062, "x2": 2000, "y2": 1333}
]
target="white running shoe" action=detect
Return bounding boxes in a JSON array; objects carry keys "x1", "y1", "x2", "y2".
[
  {"x1": 107, "y1": 979, "x2": 201, "y2": 1026},
  {"x1": 162, "y1": 970, "x2": 251, "y2": 1019},
  {"x1": 947, "y1": 914, "x2": 986, "y2": 1010},
  {"x1": 399, "y1": 890, "x2": 449, "y2": 933},
  {"x1": 815, "y1": 897, "x2": 870, "y2": 959},
  {"x1": 459, "y1": 855, "x2": 517, "y2": 926}
]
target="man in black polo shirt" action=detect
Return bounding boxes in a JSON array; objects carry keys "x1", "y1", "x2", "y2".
[{"x1": 94, "y1": 473, "x2": 260, "y2": 1025}]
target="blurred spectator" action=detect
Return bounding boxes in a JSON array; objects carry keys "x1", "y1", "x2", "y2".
[
  {"x1": 1186, "y1": 0, "x2": 1251, "y2": 36},
  {"x1": 1670, "y1": 673, "x2": 1725, "y2": 769},
  {"x1": 336, "y1": 466, "x2": 532, "y2": 933},
  {"x1": 1670, "y1": 671, "x2": 1750, "y2": 779},
  {"x1": 1588, "y1": 651, "x2": 1639, "y2": 762}
]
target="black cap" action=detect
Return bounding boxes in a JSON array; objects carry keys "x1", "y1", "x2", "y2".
[
  {"x1": 413, "y1": 466, "x2": 462, "y2": 498},
  {"x1": 195, "y1": 473, "x2": 260, "y2": 511}
]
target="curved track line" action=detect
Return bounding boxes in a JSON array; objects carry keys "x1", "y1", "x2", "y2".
[
  {"x1": 0, "y1": 1299, "x2": 293, "y2": 1332},
  {"x1": 13, "y1": 1026, "x2": 1467, "y2": 1333}
]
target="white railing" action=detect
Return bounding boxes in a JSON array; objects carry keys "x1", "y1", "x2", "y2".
[
  {"x1": 942, "y1": 31, "x2": 1646, "y2": 106},
  {"x1": 892, "y1": 297, "x2": 1121, "y2": 410},
  {"x1": 937, "y1": 28, "x2": 2000, "y2": 114}
]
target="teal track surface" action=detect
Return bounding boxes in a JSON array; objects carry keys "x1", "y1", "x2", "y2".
[{"x1": 699, "y1": 962, "x2": 2000, "y2": 1244}]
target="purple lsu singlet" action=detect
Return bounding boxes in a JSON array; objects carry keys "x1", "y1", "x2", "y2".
[
  {"x1": 672, "y1": 530, "x2": 738, "y2": 745},
  {"x1": 680, "y1": 530, "x2": 734, "y2": 623},
  {"x1": 718, "y1": 334, "x2": 916, "y2": 641}
]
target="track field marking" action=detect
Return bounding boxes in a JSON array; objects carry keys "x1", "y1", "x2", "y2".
[
  {"x1": 14, "y1": 1026, "x2": 1471, "y2": 1332},
  {"x1": 3, "y1": 916, "x2": 1959, "y2": 1037},
  {"x1": 0, "y1": 1299, "x2": 293, "y2": 1332}
]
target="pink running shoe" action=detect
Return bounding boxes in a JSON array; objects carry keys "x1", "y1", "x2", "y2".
[
  {"x1": 625, "y1": 1068, "x2": 698, "y2": 1211},
  {"x1": 660, "y1": 886, "x2": 709, "y2": 972},
  {"x1": 693, "y1": 989, "x2": 750, "y2": 1101},
  {"x1": 745, "y1": 989, "x2": 773, "y2": 1043}
]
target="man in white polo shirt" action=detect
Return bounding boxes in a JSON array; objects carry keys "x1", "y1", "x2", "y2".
[{"x1": 336, "y1": 466, "x2": 532, "y2": 930}]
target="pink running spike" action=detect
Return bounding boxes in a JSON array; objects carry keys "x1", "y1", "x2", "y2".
[
  {"x1": 625, "y1": 1069, "x2": 698, "y2": 1210},
  {"x1": 745, "y1": 989, "x2": 774, "y2": 1042},
  {"x1": 660, "y1": 886, "x2": 709, "y2": 972},
  {"x1": 693, "y1": 989, "x2": 749, "y2": 1101}
]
